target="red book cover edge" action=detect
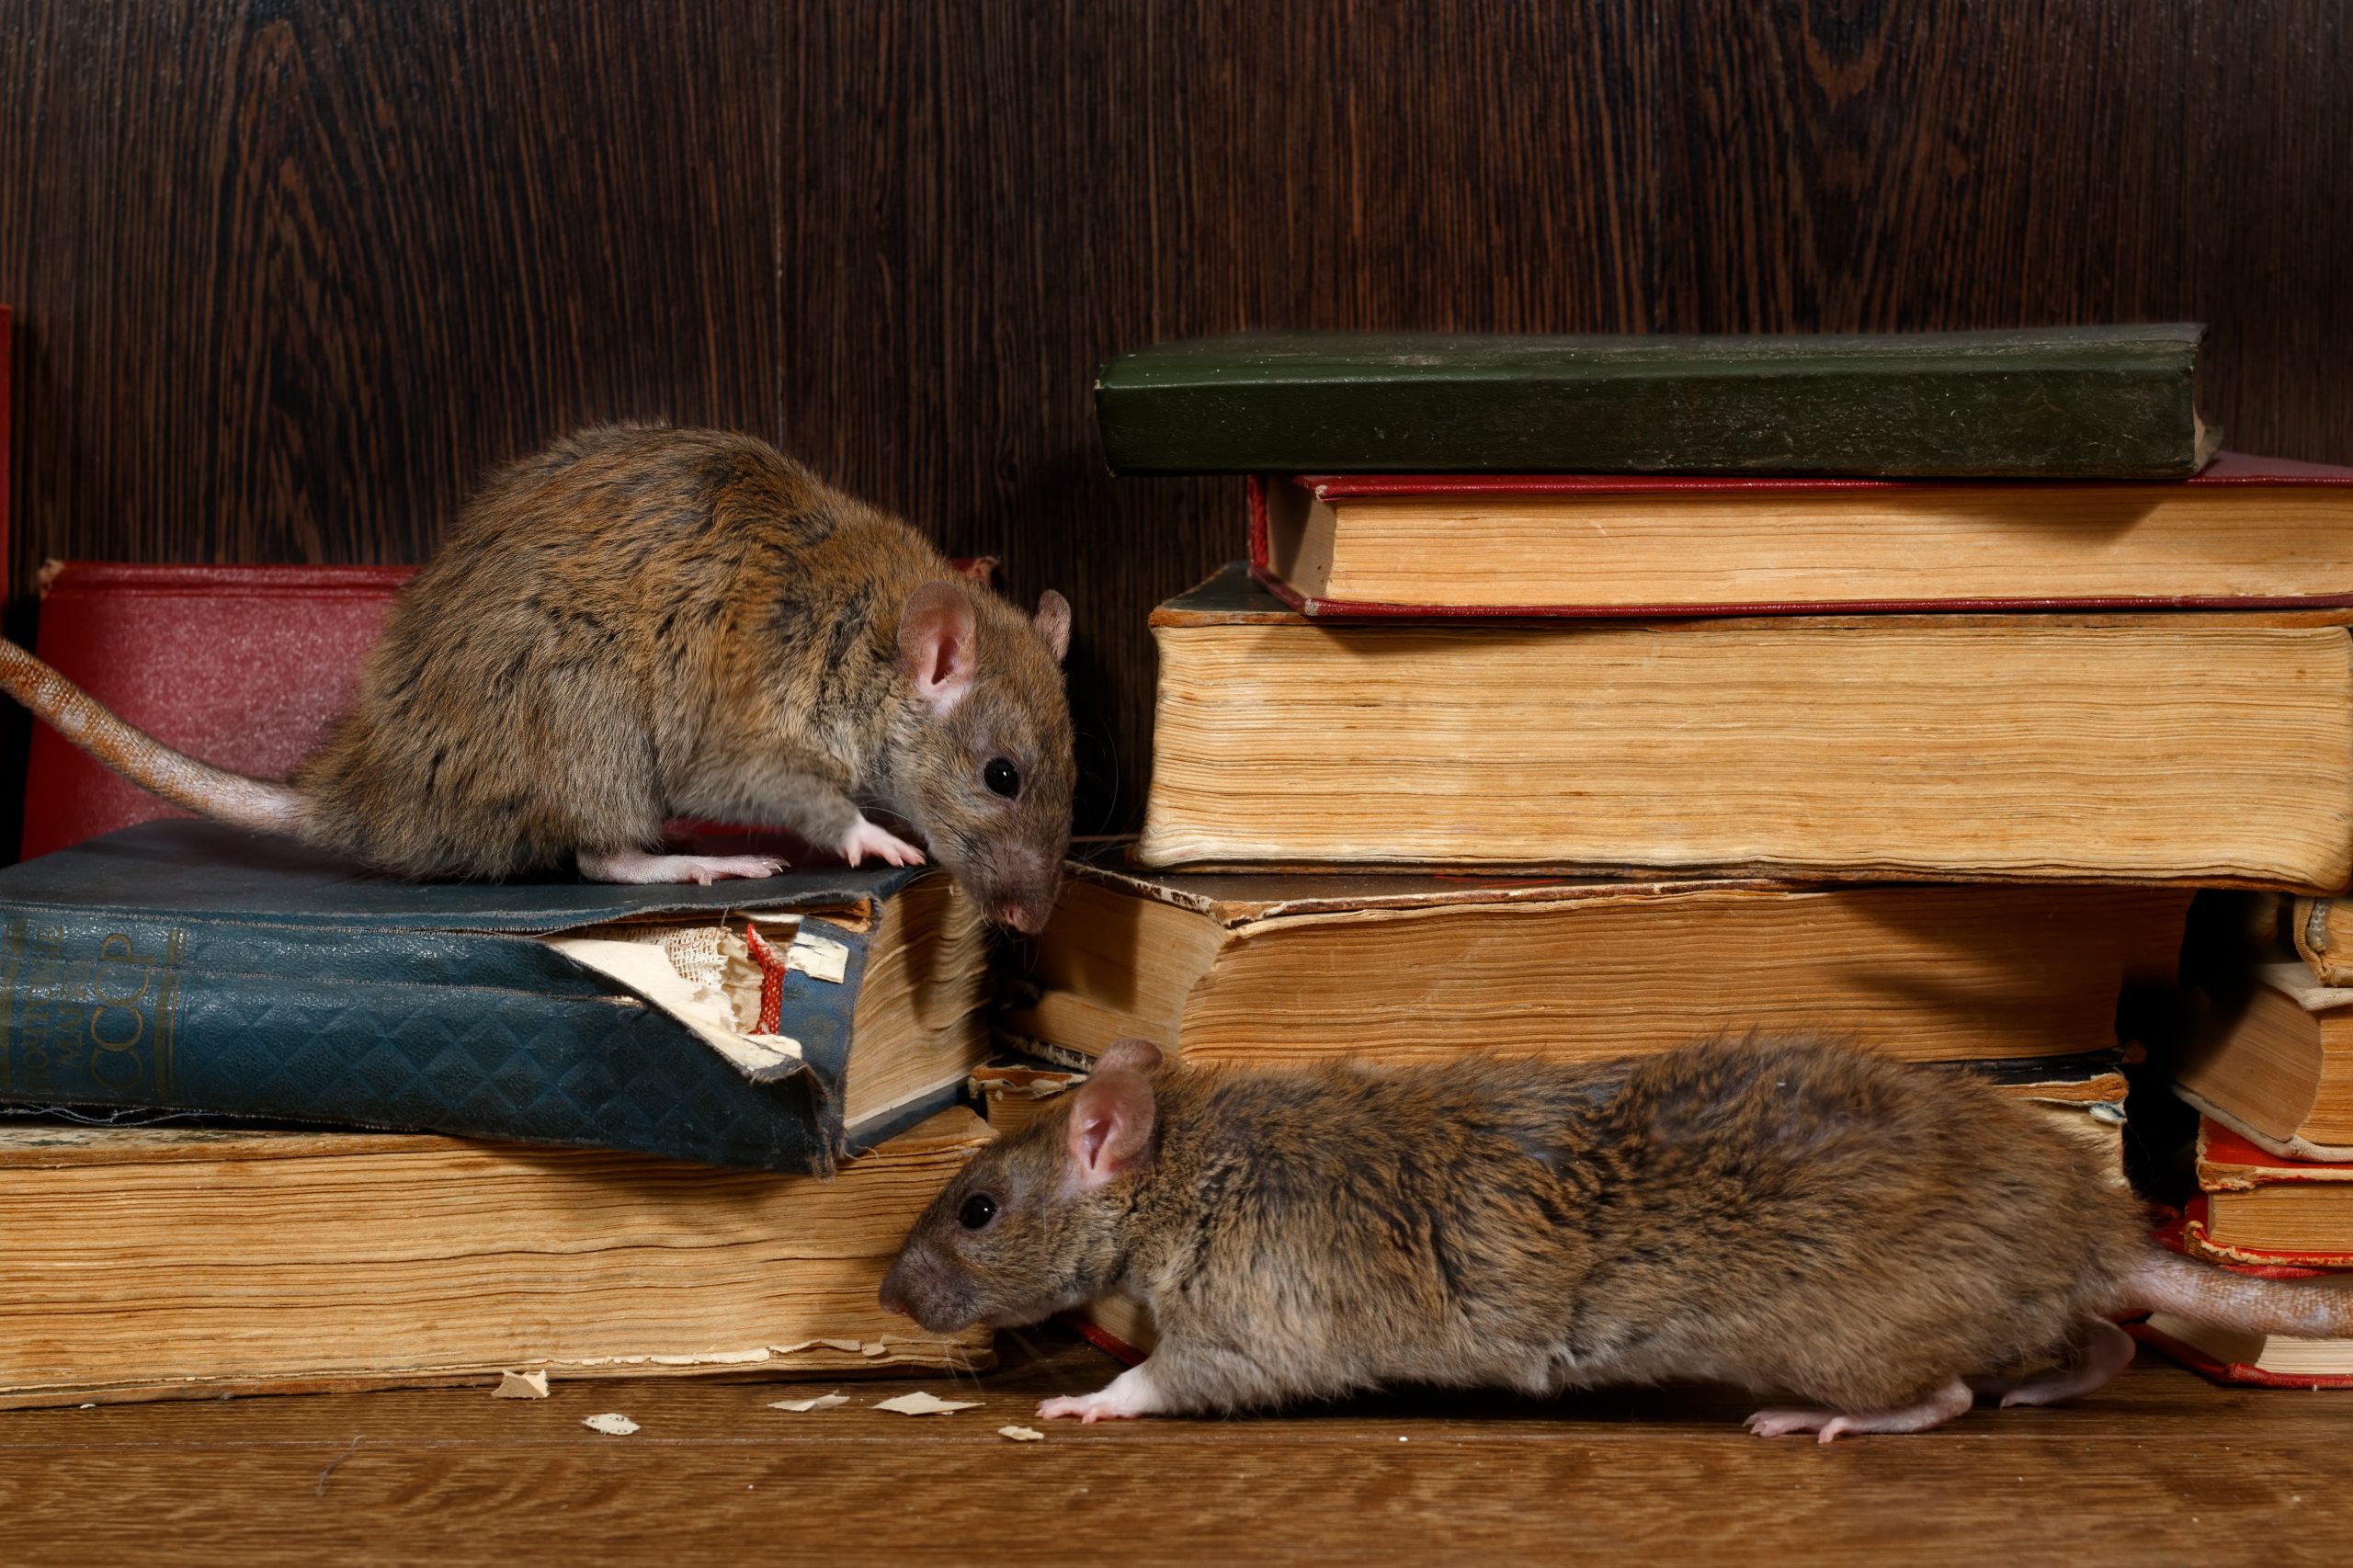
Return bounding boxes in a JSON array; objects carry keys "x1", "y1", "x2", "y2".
[
  {"x1": 2197, "y1": 1118, "x2": 2353, "y2": 1187},
  {"x1": 2168, "y1": 1199, "x2": 2353, "y2": 1273},
  {"x1": 2125, "y1": 1320, "x2": 2353, "y2": 1390},
  {"x1": 1057, "y1": 1312, "x2": 1147, "y2": 1369},
  {"x1": 1245, "y1": 456, "x2": 2353, "y2": 619},
  {"x1": 39, "y1": 562, "x2": 419, "y2": 600}
]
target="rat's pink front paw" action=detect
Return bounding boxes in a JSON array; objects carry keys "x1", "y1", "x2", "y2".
[
  {"x1": 1037, "y1": 1392, "x2": 1135, "y2": 1425},
  {"x1": 838, "y1": 816, "x2": 926, "y2": 869},
  {"x1": 1036, "y1": 1362, "x2": 1168, "y2": 1424}
]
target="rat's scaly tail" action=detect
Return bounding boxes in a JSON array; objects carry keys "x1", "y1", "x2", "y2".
[
  {"x1": 2127, "y1": 1246, "x2": 2353, "y2": 1337},
  {"x1": 0, "y1": 638, "x2": 305, "y2": 835}
]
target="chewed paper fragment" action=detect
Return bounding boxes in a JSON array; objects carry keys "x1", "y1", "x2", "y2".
[
  {"x1": 873, "y1": 1392, "x2": 981, "y2": 1416},
  {"x1": 582, "y1": 1413, "x2": 640, "y2": 1436},
  {"x1": 786, "y1": 930, "x2": 850, "y2": 983},
  {"x1": 492, "y1": 1369, "x2": 550, "y2": 1399},
  {"x1": 860, "y1": 1342, "x2": 889, "y2": 1358},
  {"x1": 998, "y1": 1425, "x2": 1045, "y2": 1442},
  {"x1": 813, "y1": 1337, "x2": 864, "y2": 1353},
  {"x1": 769, "y1": 1393, "x2": 850, "y2": 1413}
]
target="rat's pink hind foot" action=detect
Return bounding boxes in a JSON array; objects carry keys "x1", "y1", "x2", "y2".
[
  {"x1": 577, "y1": 850, "x2": 785, "y2": 886},
  {"x1": 1995, "y1": 1319, "x2": 2135, "y2": 1409},
  {"x1": 1745, "y1": 1380, "x2": 1972, "y2": 1443},
  {"x1": 1037, "y1": 1361, "x2": 1168, "y2": 1424}
]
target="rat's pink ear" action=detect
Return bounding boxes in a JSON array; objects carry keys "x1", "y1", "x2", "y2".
[
  {"x1": 1096, "y1": 1038, "x2": 1163, "y2": 1076},
  {"x1": 1033, "y1": 590, "x2": 1072, "y2": 662},
  {"x1": 1065, "y1": 1054, "x2": 1158, "y2": 1191},
  {"x1": 898, "y1": 580, "x2": 979, "y2": 717}
]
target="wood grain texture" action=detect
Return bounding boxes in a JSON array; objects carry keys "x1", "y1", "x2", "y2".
[
  {"x1": 0, "y1": 1328, "x2": 2347, "y2": 1566},
  {"x1": 4, "y1": 2, "x2": 2350, "y2": 832},
  {"x1": 0, "y1": 0, "x2": 779, "y2": 576}
]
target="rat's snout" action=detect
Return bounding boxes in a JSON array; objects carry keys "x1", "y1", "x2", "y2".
[
  {"x1": 877, "y1": 1243, "x2": 974, "y2": 1334},
  {"x1": 978, "y1": 853, "x2": 1062, "y2": 936},
  {"x1": 995, "y1": 899, "x2": 1052, "y2": 936}
]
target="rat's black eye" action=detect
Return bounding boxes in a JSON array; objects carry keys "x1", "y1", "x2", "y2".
[
  {"x1": 959, "y1": 1192, "x2": 999, "y2": 1230},
  {"x1": 983, "y1": 758, "x2": 1020, "y2": 798}
]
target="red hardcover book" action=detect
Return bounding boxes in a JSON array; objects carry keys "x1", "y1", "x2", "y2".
[
  {"x1": 2178, "y1": 1119, "x2": 2353, "y2": 1268},
  {"x1": 1248, "y1": 453, "x2": 2353, "y2": 618},
  {"x1": 20, "y1": 563, "x2": 413, "y2": 858}
]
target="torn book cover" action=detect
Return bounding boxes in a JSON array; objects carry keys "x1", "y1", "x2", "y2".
[{"x1": 0, "y1": 821, "x2": 992, "y2": 1171}]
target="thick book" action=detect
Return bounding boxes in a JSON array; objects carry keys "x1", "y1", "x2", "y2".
[
  {"x1": 1000, "y1": 852, "x2": 2186, "y2": 1073},
  {"x1": 1249, "y1": 454, "x2": 2353, "y2": 618},
  {"x1": 2175, "y1": 965, "x2": 2353, "y2": 1156},
  {"x1": 2178, "y1": 1119, "x2": 2353, "y2": 1267},
  {"x1": 21, "y1": 562, "x2": 412, "y2": 858},
  {"x1": 1096, "y1": 327, "x2": 2216, "y2": 478},
  {"x1": 0, "y1": 1108, "x2": 994, "y2": 1408},
  {"x1": 0, "y1": 821, "x2": 992, "y2": 1171},
  {"x1": 1136, "y1": 565, "x2": 2353, "y2": 887}
]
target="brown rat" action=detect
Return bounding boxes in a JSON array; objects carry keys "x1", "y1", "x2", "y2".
[
  {"x1": 0, "y1": 426, "x2": 1075, "y2": 929},
  {"x1": 880, "y1": 1035, "x2": 2353, "y2": 1438}
]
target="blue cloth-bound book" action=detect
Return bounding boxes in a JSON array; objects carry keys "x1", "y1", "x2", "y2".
[{"x1": 0, "y1": 822, "x2": 993, "y2": 1172}]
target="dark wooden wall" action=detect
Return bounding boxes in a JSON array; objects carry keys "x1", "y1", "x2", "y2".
[{"x1": 3, "y1": 1, "x2": 2349, "y2": 832}]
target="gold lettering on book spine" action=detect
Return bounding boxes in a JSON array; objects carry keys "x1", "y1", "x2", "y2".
[{"x1": 0, "y1": 921, "x2": 187, "y2": 1098}]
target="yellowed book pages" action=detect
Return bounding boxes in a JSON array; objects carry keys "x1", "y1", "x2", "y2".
[
  {"x1": 2142, "y1": 1315, "x2": 2353, "y2": 1379},
  {"x1": 969, "y1": 1062, "x2": 1086, "y2": 1136},
  {"x1": 2175, "y1": 965, "x2": 2353, "y2": 1147},
  {"x1": 1138, "y1": 567, "x2": 2353, "y2": 887},
  {"x1": 1265, "y1": 474, "x2": 2353, "y2": 611},
  {"x1": 0, "y1": 1108, "x2": 992, "y2": 1408},
  {"x1": 1002, "y1": 859, "x2": 2186, "y2": 1070}
]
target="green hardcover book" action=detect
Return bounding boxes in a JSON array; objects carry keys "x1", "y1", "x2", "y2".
[{"x1": 1096, "y1": 326, "x2": 2217, "y2": 478}]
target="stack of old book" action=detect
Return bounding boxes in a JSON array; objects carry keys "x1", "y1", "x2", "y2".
[
  {"x1": 1000, "y1": 326, "x2": 2353, "y2": 1358},
  {"x1": 0, "y1": 566, "x2": 1002, "y2": 1406},
  {"x1": 2144, "y1": 895, "x2": 2353, "y2": 1384}
]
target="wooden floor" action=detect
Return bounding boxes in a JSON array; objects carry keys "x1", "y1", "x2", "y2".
[{"x1": 3, "y1": 1327, "x2": 2345, "y2": 1566}]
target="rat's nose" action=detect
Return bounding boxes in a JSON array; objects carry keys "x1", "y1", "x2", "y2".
[
  {"x1": 877, "y1": 1280, "x2": 912, "y2": 1317},
  {"x1": 996, "y1": 902, "x2": 1050, "y2": 936}
]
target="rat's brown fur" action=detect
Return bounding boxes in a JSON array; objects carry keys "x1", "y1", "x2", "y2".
[
  {"x1": 881, "y1": 1035, "x2": 2353, "y2": 1436},
  {"x1": 0, "y1": 426, "x2": 1075, "y2": 924}
]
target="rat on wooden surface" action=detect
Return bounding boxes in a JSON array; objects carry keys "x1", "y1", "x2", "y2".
[{"x1": 881, "y1": 1035, "x2": 2353, "y2": 1440}]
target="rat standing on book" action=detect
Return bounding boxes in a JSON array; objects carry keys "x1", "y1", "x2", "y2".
[
  {"x1": 879, "y1": 1035, "x2": 2353, "y2": 1438},
  {"x1": 0, "y1": 426, "x2": 1075, "y2": 931}
]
